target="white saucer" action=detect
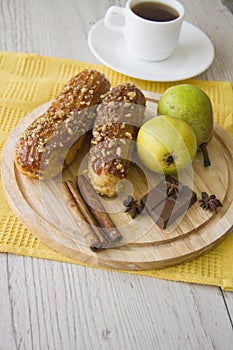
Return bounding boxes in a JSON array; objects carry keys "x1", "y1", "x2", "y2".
[{"x1": 88, "y1": 19, "x2": 214, "y2": 82}]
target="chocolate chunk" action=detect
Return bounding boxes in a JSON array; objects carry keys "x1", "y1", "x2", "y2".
[
  {"x1": 141, "y1": 178, "x2": 167, "y2": 210},
  {"x1": 141, "y1": 177, "x2": 197, "y2": 229}
]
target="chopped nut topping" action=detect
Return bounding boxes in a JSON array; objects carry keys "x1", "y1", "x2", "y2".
[
  {"x1": 37, "y1": 145, "x2": 45, "y2": 153},
  {"x1": 116, "y1": 147, "x2": 121, "y2": 156},
  {"x1": 108, "y1": 139, "x2": 116, "y2": 148},
  {"x1": 125, "y1": 132, "x2": 132, "y2": 139},
  {"x1": 93, "y1": 130, "x2": 99, "y2": 138},
  {"x1": 127, "y1": 91, "x2": 136, "y2": 100},
  {"x1": 116, "y1": 163, "x2": 123, "y2": 170},
  {"x1": 67, "y1": 128, "x2": 73, "y2": 135}
]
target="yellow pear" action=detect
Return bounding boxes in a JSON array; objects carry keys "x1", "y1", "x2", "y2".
[{"x1": 137, "y1": 115, "x2": 197, "y2": 174}]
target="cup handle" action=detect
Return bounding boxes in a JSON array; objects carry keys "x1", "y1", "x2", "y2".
[{"x1": 104, "y1": 6, "x2": 126, "y2": 33}]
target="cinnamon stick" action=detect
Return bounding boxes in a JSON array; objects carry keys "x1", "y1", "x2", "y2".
[
  {"x1": 62, "y1": 181, "x2": 107, "y2": 252},
  {"x1": 77, "y1": 175, "x2": 123, "y2": 244}
]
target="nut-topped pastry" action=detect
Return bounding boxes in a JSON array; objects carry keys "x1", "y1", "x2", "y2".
[
  {"x1": 87, "y1": 83, "x2": 146, "y2": 197},
  {"x1": 14, "y1": 69, "x2": 110, "y2": 179}
]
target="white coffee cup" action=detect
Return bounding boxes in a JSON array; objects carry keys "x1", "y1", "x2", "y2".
[{"x1": 104, "y1": 0, "x2": 185, "y2": 61}]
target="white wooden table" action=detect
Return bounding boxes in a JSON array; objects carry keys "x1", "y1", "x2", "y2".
[{"x1": 0, "y1": 1, "x2": 233, "y2": 349}]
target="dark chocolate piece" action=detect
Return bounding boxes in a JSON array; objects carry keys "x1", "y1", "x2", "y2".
[{"x1": 141, "y1": 176, "x2": 197, "y2": 229}]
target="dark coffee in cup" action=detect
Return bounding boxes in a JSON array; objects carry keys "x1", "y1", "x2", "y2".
[
  {"x1": 132, "y1": 1, "x2": 179, "y2": 22},
  {"x1": 104, "y1": 0, "x2": 185, "y2": 61}
]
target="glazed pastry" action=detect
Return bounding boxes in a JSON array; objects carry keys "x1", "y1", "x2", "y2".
[
  {"x1": 87, "y1": 83, "x2": 146, "y2": 197},
  {"x1": 14, "y1": 69, "x2": 110, "y2": 179}
]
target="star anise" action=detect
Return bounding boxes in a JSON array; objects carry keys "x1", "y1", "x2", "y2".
[
  {"x1": 166, "y1": 182, "x2": 180, "y2": 198},
  {"x1": 165, "y1": 176, "x2": 181, "y2": 198},
  {"x1": 123, "y1": 195, "x2": 144, "y2": 219},
  {"x1": 199, "y1": 192, "x2": 223, "y2": 213}
]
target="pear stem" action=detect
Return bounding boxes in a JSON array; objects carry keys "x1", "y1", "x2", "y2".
[{"x1": 200, "y1": 143, "x2": 211, "y2": 167}]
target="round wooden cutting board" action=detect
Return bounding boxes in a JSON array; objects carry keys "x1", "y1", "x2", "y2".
[{"x1": 2, "y1": 91, "x2": 233, "y2": 270}]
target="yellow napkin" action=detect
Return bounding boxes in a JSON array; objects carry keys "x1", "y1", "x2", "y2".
[{"x1": 0, "y1": 52, "x2": 233, "y2": 290}]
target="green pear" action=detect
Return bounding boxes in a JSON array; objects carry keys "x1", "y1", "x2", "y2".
[
  {"x1": 157, "y1": 84, "x2": 213, "y2": 167},
  {"x1": 137, "y1": 115, "x2": 197, "y2": 174}
]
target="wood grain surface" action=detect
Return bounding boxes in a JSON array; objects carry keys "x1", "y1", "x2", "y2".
[
  {"x1": 2, "y1": 91, "x2": 233, "y2": 270},
  {"x1": 1, "y1": 1, "x2": 233, "y2": 349}
]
